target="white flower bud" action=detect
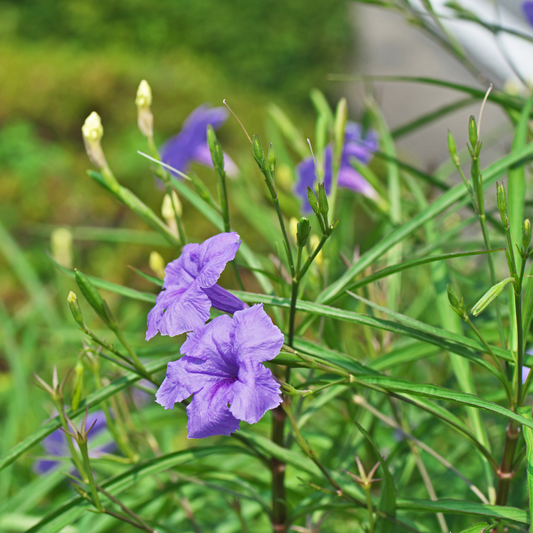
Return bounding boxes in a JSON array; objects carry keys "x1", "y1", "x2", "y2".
[
  {"x1": 82, "y1": 112, "x2": 108, "y2": 169},
  {"x1": 51, "y1": 227, "x2": 73, "y2": 268},
  {"x1": 162, "y1": 191, "x2": 182, "y2": 238},
  {"x1": 136, "y1": 80, "x2": 154, "y2": 138},
  {"x1": 149, "y1": 251, "x2": 166, "y2": 280}
]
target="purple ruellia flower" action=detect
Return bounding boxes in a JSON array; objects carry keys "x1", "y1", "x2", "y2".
[
  {"x1": 295, "y1": 122, "x2": 379, "y2": 213},
  {"x1": 146, "y1": 232, "x2": 247, "y2": 340},
  {"x1": 161, "y1": 104, "x2": 238, "y2": 177},
  {"x1": 156, "y1": 304, "x2": 284, "y2": 438},
  {"x1": 34, "y1": 410, "x2": 113, "y2": 474},
  {"x1": 523, "y1": 366, "x2": 530, "y2": 384},
  {"x1": 523, "y1": 1, "x2": 533, "y2": 26}
]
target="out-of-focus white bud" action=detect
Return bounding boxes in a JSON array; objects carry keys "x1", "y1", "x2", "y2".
[
  {"x1": 162, "y1": 191, "x2": 182, "y2": 238},
  {"x1": 82, "y1": 112, "x2": 108, "y2": 169},
  {"x1": 51, "y1": 227, "x2": 73, "y2": 268},
  {"x1": 276, "y1": 163, "x2": 293, "y2": 192},
  {"x1": 289, "y1": 217, "x2": 299, "y2": 244},
  {"x1": 136, "y1": 79, "x2": 154, "y2": 138},
  {"x1": 149, "y1": 251, "x2": 166, "y2": 280},
  {"x1": 309, "y1": 234, "x2": 323, "y2": 268}
]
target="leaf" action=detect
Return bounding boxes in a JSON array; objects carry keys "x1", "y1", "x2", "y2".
[
  {"x1": 129, "y1": 266, "x2": 164, "y2": 287},
  {"x1": 458, "y1": 523, "x2": 492, "y2": 533},
  {"x1": 519, "y1": 405, "x2": 533, "y2": 533},
  {"x1": 0, "y1": 357, "x2": 171, "y2": 472},
  {"x1": 353, "y1": 420, "x2": 397, "y2": 533}
]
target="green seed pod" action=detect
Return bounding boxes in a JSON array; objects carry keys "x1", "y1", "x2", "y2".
[
  {"x1": 207, "y1": 125, "x2": 224, "y2": 171},
  {"x1": 67, "y1": 291, "x2": 86, "y2": 329},
  {"x1": 296, "y1": 217, "x2": 311, "y2": 248},
  {"x1": 468, "y1": 115, "x2": 478, "y2": 148},
  {"x1": 317, "y1": 182, "x2": 329, "y2": 217},
  {"x1": 522, "y1": 219, "x2": 532, "y2": 250},
  {"x1": 75, "y1": 269, "x2": 116, "y2": 328},
  {"x1": 252, "y1": 135, "x2": 265, "y2": 167},
  {"x1": 307, "y1": 187, "x2": 319, "y2": 215},
  {"x1": 496, "y1": 182, "x2": 509, "y2": 227},
  {"x1": 471, "y1": 277, "x2": 515, "y2": 317}
]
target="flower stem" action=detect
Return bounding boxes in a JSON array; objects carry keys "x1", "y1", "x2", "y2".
[
  {"x1": 78, "y1": 440, "x2": 104, "y2": 513},
  {"x1": 364, "y1": 487, "x2": 374, "y2": 533}
]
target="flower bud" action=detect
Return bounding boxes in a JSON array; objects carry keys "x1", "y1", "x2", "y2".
[
  {"x1": 75, "y1": 269, "x2": 116, "y2": 328},
  {"x1": 471, "y1": 277, "x2": 515, "y2": 316},
  {"x1": 161, "y1": 191, "x2": 182, "y2": 238},
  {"x1": 207, "y1": 125, "x2": 224, "y2": 171},
  {"x1": 289, "y1": 217, "x2": 299, "y2": 244},
  {"x1": 252, "y1": 135, "x2": 265, "y2": 167},
  {"x1": 496, "y1": 182, "x2": 509, "y2": 227},
  {"x1": 82, "y1": 112, "x2": 108, "y2": 169},
  {"x1": 67, "y1": 291, "x2": 86, "y2": 329},
  {"x1": 447, "y1": 130, "x2": 460, "y2": 167},
  {"x1": 446, "y1": 284, "x2": 464, "y2": 318},
  {"x1": 149, "y1": 251, "x2": 166, "y2": 279},
  {"x1": 334, "y1": 98, "x2": 348, "y2": 154},
  {"x1": 189, "y1": 171, "x2": 215, "y2": 205},
  {"x1": 307, "y1": 187, "x2": 319, "y2": 215},
  {"x1": 51, "y1": 227, "x2": 73, "y2": 269},
  {"x1": 522, "y1": 219, "x2": 532, "y2": 251},
  {"x1": 297, "y1": 217, "x2": 311, "y2": 248},
  {"x1": 135, "y1": 80, "x2": 154, "y2": 138},
  {"x1": 317, "y1": 182, "x2": 329, "y2": 217},
  {"x1": 468, "y1": 115, "x2": 478, "y2": 148}
]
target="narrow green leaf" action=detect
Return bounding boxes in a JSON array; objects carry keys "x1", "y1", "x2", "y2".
[
  {"x1": 458, "y1": 523, "x2": 491, "y2": 533},
  {"x1": 353, "y1": 420, "x2": 397, "y2": 533},
  {"x1": 520, "y1": 405, "x2": 533, "y2": 532}
]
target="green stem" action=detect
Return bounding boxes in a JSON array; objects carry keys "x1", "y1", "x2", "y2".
[
  {"x1": 112, "y1": 328, "x2": 156, "y2": 386},
  {"x1": 79, "y1": 441, "x2": 104, "y2": 512},
  {"x1": 55, "y1": 403, "x2": 87, "y2": 481},
  {"x1": 495, "y1": 421, "x2": 520, "y2": 505},
  {"x1": 271, "y1": 403, "x2": 287, "y2": 533},
  {"x1": 364, "y1": 487, "x2": 374, "y2": 533},
  {"x1": 297, "y1": 235, "x2": 328, "y2": 282}
]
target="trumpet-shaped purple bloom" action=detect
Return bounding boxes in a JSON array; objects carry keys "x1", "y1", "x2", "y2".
[
  {"x1": 523, "y1": 2, "x2": 533, "y2": 26},
  {"x1": 161, "y1": 104, "x2": 238, "y2": 177},
  {"x1": 156, "y1": 304, "x2": 284, "y2": 439},
  {"x1": 295, "y1": 123, "x2": 379, "y2": 213},
  {"x1": 146, "y1": 232, "x2": 247, "y2": 340},
  {"x1": 34, "y1": 410, "x2": 113, "y2": 474}
]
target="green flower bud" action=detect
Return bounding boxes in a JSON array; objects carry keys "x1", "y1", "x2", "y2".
[
  {"x1": 51, "y1": 227, "x2": 73, "y2": 269},
  {"x1": 334, "y1": 97, "x2": 348, "y2": 157},
  {"x1": 447, "y1": 130, "x2": 460, "y2": 167},
  {"x1": 149, "y1": 251, "x2": 166, "y2": 279},
  {"x1": 446, "y1": 284, "x2": 465, "y2": 318},
  {"x1": 189, "y1": 171, "x2": 213, "y2": 203},
  {"x1": 471, "y1": 277, "x2": 515, "y2": 316},
  {"x1": 522, "y1": 219, "x2": 531, "y2": 250},
  {"x1": 496, "y1": 182, "x2": 509, "y2": 227},
  {"x1": 82, "y1": 112, "x2": 108, "y2": 169},
  {"x1": 468, "y1": 115, "x2": 478, "y2": 148},
  {"x1": 307, "y1": 187, "x2": 319, "y2": 215},
  {"x1": 317, "y1": 182, "x2": 329, "y2": 217},
  {"x1": 207, "y1": 125, "x2": 224, "y2": 171},
  {"x1": 252, "y1": 135, "x2": 265, "y2": 167},
  {"x1": 75, "y1": 269, "x2": 116, "y2": 328},
  {"x1": 67, "y1": 291, "x2": 86, "y2": 329},
  {"x1": 296, "y1": 217, "x2": 311, "y2": 248}
]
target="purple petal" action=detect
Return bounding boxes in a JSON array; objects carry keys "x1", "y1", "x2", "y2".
[
  {"x1": 160, "y1": 105, "x2": 229, "y2": 178},
  {"x1": 195, "y1": 232, "x2": 241, "y2": 288},
  {"x1": 337, "y1": 166, "x2": 378, "y2": 200},
  {"x1": 163, "y1": 243, "x2": 200, "y2": 289},
  {"x1": 344, "y1": 123, "x2": 379, "y2": 153},
  {"x1": 203, "y1": 284, "x2": 248, "y2": 314},
  {"x1": 523, "y1": 1, "x2": 533, "y2": 26},
  {"x1": 41, "y1": 428, "x2": 67, "y2": 457},
  {"x1": 523, "y1": 366, "x2": 530, "y2": 384},
  {"x1": 232, "y1": 304, "x2": 284, "y2": 364},
  {"x1": 156, "y1": 357, "x2": 199, "y2": 409},
  {"x1": 146, "y1": 283, "x2": 211, "y2": 340},
  {"x1": 33, "y1": 458, "x2": 60, "y2": 475},
  {"x1": 187, "y1": 381, "x2": 240, "y2": 438},
  {"x1": 192, "y1": 144, "x2": 239, "y2": 177},
  {"x1": 230, "y1": 361, "x2": 281, "y2": 424}
]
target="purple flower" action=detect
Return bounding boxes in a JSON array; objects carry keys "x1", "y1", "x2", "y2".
[
  {"x1": 146, "y1": 232, "x2": 247, "y2": 340},
  {"x1": 161, "y1": 104, "x2": 238, "y2": 177},
  {"x1": 523, "y1": 366, "x2": 530, "y2": 384},
  {"x1": 295, "y1": 123, "x2": 379, "y2": 213},
  {"x1": 156, "y1": 304, "x2": 284, "y2": 439},
  {"x1": 34, "y1": 410, "x2": 113, "y2": 475},
  {"x1": 523, "y1": 1, "x2": 533, "y2": 26}
]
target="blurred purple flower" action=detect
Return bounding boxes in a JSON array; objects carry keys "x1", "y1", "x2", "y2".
[
  {"x1": 161, "y1": 105, "x2": 238, "y2": 177},
  {"x1": 156, "y1": 304, "x2": 284, "y2": 439},
  {"x1": 523, "y1": 1, "x2": 533, "y2": 26},
  {"x1": 146, "y1": 232, "x2": 247, "y2": 340},
  {"x1": 523, "y1": 366, "x2": 530, "y2": 384},
  {"x1": 34, "y1": 410, "x2": 113, "y2": 475},
  {"x1": 295, "y1": 123, "x2": 379, "y2": 213}
]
